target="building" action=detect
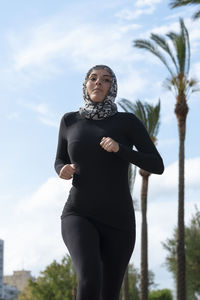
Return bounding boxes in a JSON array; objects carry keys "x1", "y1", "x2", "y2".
[
  {"x1": 3, "y1": 284, "x2": 18, "y2": 300},
  {"x1": 0, "y1": 239, "x2": 34, "y2": 299},
  {"x1": 4, "y1": 270, "x2": 33, "y2": 293},
  {"x1": 0, "y1": 240, "x2": 4, "y2": 299}
]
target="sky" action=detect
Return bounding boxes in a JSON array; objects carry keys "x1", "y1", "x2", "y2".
[{"x1": 0, "y1": 0, "x2": 200, "y2": 294}]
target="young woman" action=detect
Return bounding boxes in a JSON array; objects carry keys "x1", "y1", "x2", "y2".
[{"x1": 54, "y1": 65, "x2": 164, "y2": 300}]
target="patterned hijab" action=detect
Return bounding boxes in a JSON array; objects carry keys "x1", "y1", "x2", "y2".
[{"x1": 79, "y1": 65, "x2": 118, "y2": 120}]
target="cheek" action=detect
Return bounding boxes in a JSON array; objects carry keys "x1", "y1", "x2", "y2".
[
  {"x1": 105, "y1": 84, "x2": 111, "y2": 95},
  {"x1": 86, "y1": 82, "x2": 92, "y2": 95}
]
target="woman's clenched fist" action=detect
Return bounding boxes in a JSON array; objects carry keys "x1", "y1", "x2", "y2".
[
  {"x1": 59, "y1": 164, "x2": 76, "y2": 180},
  {"x1": 100, "y1": 137, "x2": 119, "y2": 153}
]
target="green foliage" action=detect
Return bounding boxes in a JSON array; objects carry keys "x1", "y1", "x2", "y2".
[
  {"x1": 162, "y1": 206, "x2": 200, "y2": 299},
  {"x1": 118, "y1": 98, "x2": 161, "y2": 143},
  {"x1": 19, "y1": 255, "x2": 77, "y2": 300},
  {"x1": 148, "y1": 270, "x2": 157, "y2": 291},
  {"x1": 19, "y1": 255, "x2": 143, "y2": 300},
  {"x1": 133, "y1": 18, "x2": 199, "y2": 98},
  {"x1": 120, "y1": 263, "x2": 140, "y2": 300},
  {"x1": 169, "y1": 0, "x2": 200, "y2": 20},
  {"x1": 149, "y1": 288, "x2": 173, "y2": 300}
]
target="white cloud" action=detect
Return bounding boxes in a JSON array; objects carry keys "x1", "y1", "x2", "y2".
[
  {"x1": 135, "y1": 0, "x2": 161, "y2": 7},
  {"x1": 165, "y1": 10, "x2": 187, "y2": 21},
  {"x1": 16, "y1": 177, "x2": 70, "y2": 213},
  {"x1": 150, "y1": 20, "x2": 180, "y2": 36},
  {"x1": 118, "y1": 81, "x2": 176, "y2": 126},
  {"x1": 7, "y1": 112, "x2": 20, "y2": 120},
  {"x1": 9, "y1": 20, "x2": 141, "y2": 75},
  {"x1": 158, "y1": 138, "x2": 177, "y2": 148},
  {"x1": 10, "y1": 25, "x2": 69, "y2": 72},
  {"x1": 34, "y1": 103, "x2": 50, "y2": 115},
  {"x1": 1, "y1": 177, "x2": 72, "y2": 275},
  {"x1": 118, "y1": 70, "x2": 148, "y2": 99},
  {"x1": 133, "y1": 156, "x2": 200, "y2": 205},
  {"x1": 115, "y1": 6, "x2": 155, "y2": 20},
  {"x1": 119, "y1": 23, "x2": 142, "y2": 33},
  {"x1": 115, "y1": 0, "x2": 161, "y2": 20},
  {"x1": 192, "y1": 62, "x2": 200, "y2": 81},
  {"x1": 39, "y1": 117, "x2": 59, "y2": 128},
  {"x1": 18, "y1": 100, "x2": 59, "y2": 127}
]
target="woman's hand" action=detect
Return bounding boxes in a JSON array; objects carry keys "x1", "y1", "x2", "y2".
[
  {"x1": 59, "y1": 164, "x2": 76, "y2": 180},
  {"x1": 100, "y1": 137, "x2": 119, "y2": 153}
]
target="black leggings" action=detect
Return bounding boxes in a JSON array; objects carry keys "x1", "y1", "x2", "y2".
[{"x1": 61, "y1": 214, "x2": 136, "y2": 300}]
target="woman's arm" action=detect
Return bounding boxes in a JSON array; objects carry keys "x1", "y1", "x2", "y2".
[
  {"x1": 115, "y1": 115, "x2": 164, "y2": 174},
  {"x1": 115, "y1": 143, "x2": 164, "y2": 174},
  {"x1": 100, "y1": 114, "x2": 164, "y2": 175},
  {"x1": 54, "y1": 115, "x2": 71, "y2": 175}
]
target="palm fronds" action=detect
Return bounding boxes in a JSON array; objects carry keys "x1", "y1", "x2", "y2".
[
  {"x1": 170, "y1": 0, "x2": 200, "y2": 20},
  {"x1": 170, "y1": 0, "x2": 200, "y2": 9},
  {"x1": 193, "y1": 9, "x2": 200, "y2": 18},
  {"x1": 133, "y1": 18, "x2": 198, "y2": 98},
  {"x1": 118, "y1": 99, "x2": 161, "y2": 142},
  {"x1": 133, "y1": 39, "x2": 175, "y2": 77},
  {"x1": 150, "y1": 33, "x2": 179, "y2": 73}
]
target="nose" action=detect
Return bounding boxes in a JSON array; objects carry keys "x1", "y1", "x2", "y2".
[{"x1": 95, "y1": 78, "x2": 102, "y2": 85}]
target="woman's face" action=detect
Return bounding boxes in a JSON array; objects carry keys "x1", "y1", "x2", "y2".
[{"x1": 86, "y1": 69, "x2": 112, "y2": 103}]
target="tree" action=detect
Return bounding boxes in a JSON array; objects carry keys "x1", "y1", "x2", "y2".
[
  {"x1": 18, "y1": 285, "x2": 37, "y2": 300},
  {"x1": 149, "y1": 289, "x2": 173, "y2": 300},
  {"x1": 120, "y1": 263, "x2": 156, "y2": 300},
  {"x1": 133, "y1": 18, "x2": 199, "y2": 300},
  {"x1": 19, "y1": 256, "x2": 141, "y2": 300},
  {"x1": 169, "y1": 0, "x2": 200, "y2": 20},
  {"x1": 119, "y1": 99, "x2": 161, "y2": 300},
  {"x1": 122, "y1": 153, "x2": 137, "y2": 300},
  {"x1": 19, "y1": 255, "x2": 77, "y2": 300},
  {"x1": 163, "y1": 206, "x2": 200, "y2": 299},
  {"x1": 120, "y1": 263, "x2": 140, "y2": 300}
]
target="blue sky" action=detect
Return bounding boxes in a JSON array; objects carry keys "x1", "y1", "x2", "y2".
[{"x1": 0, "y1": 0, "x2": 200, "y2": 293}]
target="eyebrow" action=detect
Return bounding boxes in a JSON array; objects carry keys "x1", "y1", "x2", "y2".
[{"x1": 89, "y1": 73, "x2": 112, "y2": 77}]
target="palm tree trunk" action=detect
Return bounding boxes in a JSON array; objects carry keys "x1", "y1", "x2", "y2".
[
  {"x1": 121, "y1": 164, "x2": 136, "y2": 300},
  {"x1": 72, "y1": 286, "x2": 76, "y2": 300},
  {"x1": 139, "y1": 169, "x2": 150, "y2": 300},
  {"x1": 175, "y1": 96, "x2": 189, "y2": 300},
  {"x1": 72, "y1": 271, "x2": 77, "y2": 300},
  {"x1": 122, "y1": 267, "x2": 129, "y2": 300}
]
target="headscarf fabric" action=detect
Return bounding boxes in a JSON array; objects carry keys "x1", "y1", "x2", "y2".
[{"x1": 79, "y1": 65, "x2": 118, "y2": 120}]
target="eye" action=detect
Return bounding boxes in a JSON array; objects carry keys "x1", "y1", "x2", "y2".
[
  {"x1": 89, "y1": 77, "x2": 96, "y2": 81},
  {"x1": 104, "y1": 78, "x2": 111, "y2": 83}
]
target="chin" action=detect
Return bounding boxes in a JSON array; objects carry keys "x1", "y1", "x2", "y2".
[{"x1": 91, "y1": 98, "x2": 104, "y2": 103}]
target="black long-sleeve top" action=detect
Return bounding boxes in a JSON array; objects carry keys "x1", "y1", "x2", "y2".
[{"x1": 54, "y1": 111, "x2": 164, "y2": 231}]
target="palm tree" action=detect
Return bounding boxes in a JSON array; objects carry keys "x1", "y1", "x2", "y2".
[
  {"x1": 170, "y1": 0, "x2": 200, "y2": 20},
  {"x1": 122, "y1": 164, "x2": 137, "y2": 300},
  {"x1": 133, "y1": 18, "x2": 199, "y2": 300},
  {"x1": 119, "y1": 99, "x2": 161, "y2": 300},
  {"x1": 122, "y1": 268, "x2": 129, "y2": 300}
]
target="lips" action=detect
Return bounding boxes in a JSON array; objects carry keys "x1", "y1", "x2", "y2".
[{"x1": 92, "y1": 88, "x2": 102, "y2": 92}]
